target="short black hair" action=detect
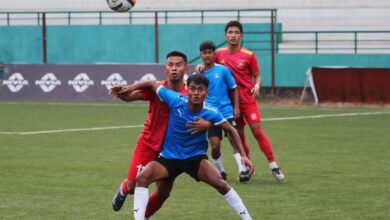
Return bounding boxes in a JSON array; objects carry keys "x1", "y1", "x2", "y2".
[
  {"x1": 199, "y1": 40, "x2": 216, "y2": 51},
  {"x1": 225, "y1": 20, "x2": 243, "y2": 34},
  {"x1": 166, "y1": 51, "x2": 187, "y2": 63},
  {"x1": 187, "y1": 74, "x2": 209, "y2": 89}
]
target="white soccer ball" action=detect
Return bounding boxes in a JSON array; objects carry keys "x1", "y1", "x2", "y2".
[{"x1": 106, "y1": 0, "x2": 136, "y2": 12}]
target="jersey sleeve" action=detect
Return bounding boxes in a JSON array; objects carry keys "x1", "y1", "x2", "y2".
[
  {"x1": 223, "y1": 67, "x2": 237, "y2": 89},
  {"x1": 204, "y1": 106, "x2": 226, "y2": 126},
  {"x1": 249, "y1": 53, "x2": 260, "y2": 74},
  {"x1": 156, "y1": 85, "x2": 182, "y2": 108},
  {"x1": 212, "y1": 110, "x2": 226, "y2": 126}
]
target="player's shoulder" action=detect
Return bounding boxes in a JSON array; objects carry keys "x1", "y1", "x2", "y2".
[
  {"x1": 216, "y1": 47, "x2": 228, "y2": 53},
  {"x1": 215, "y1": 63, "x2": 229, "y2": 70},
  {"x1": 240, "y1": 47, "x2": 254, "y2": 56},
  {"x1": 203, "y1": 103, "x2": 219, "y2": 114}
]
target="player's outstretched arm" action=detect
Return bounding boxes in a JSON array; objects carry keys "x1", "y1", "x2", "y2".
[
  {"x1": 109, "y1": 85, "x2": 146, "y2": 102},
  {"x1": 219, "y1": 121, "x2": 253, "y2": 171},
  {"x1": 118, "y1": 80, "x2": 160, "y2": 95}
]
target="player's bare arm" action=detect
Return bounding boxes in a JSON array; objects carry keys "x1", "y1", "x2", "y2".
[
  {"x1": 228, "y1": 88, "x2": 241, "y2": 119},
  {"x1": 109, "y1": 85, "x2": 147, "y2": 102},
  {"x1": 186, "y1": 116, "x2": 213, "y2": 134},
  {"x1": 219, "y1": 121, "x2": 253, "y2": 171},
  {"x1": 117, "y1": 90, "x2": 144, "y2": 102},
  {"x1": 251, "y1": 72, "x2": 261, "y2": 97},
  {"x1": 118, "y1": 80, "x2": 160, "y2": 95}
]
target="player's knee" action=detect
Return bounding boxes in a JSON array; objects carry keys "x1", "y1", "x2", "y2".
[{"x1": 135, "y1": 172, "x2": 150, "y2": 187}]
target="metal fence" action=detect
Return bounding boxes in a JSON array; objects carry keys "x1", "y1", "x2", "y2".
[{"x1": 0, "y1": 9, "x2": 277, "y2": 26}]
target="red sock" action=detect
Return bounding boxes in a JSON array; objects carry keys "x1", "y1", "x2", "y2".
[
  {"x1": 252, "y1": 127, "x2": 275, "y2": 163},
  {"x1": 145, "y1": 191, "x2": 163, "y2": 218},
  {"x1": 121, "y1": 179, "x2": 129, "y2": 195}
]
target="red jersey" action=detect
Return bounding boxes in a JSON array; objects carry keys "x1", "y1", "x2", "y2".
[
  {"x1": 215, "y1": 47, "x2": 259, "y2": 104},
  {"x1": 137, "y1": 81, "x2": 187, "y2": 151}
]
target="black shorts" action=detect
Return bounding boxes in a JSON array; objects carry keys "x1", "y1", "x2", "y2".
[
  {"x1": 208, "y1": 118, "x2": 236, "y2": 139},
  {"x1": 155, "y1": 154, "x2": 208, "y2": 181}
]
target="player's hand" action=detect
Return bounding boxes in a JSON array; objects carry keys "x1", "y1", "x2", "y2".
[
  {"x1": 194, "y1": 64, "x2": 205, "y2": 73},
  {"x1": 251, "y1": 84, "x2": 260, "y2": 97},
  {"x1": 109, "y1": 85, "x2": 125, "y2": 99},
  {"x1": 241, "y1": 156, "x2": 253, "y2": 173},
  {"x1": 186, "y1": 116, "x2": 212, "y2": 134},
  {"x1": 118, "y1": 85, "x2": 134, "y2": 95}
]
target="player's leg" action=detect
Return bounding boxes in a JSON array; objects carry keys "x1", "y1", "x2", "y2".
[
  {"x1": 196, "y1": 158, "x2": 252, "y2": 220},
  {"x1": 248, "y1": 122, "x2": 285, "y2": 181},
  {"x1": 224, "y1": 118, "x2": 248, "y2": 181},
  {"x1": 133, "y1": 160, "x2": 170, "y2": 220},
  {"x1": 234, "y1": 116, "x2": 252, "y2": 182},
  {"x1": 145, "y1": 179, "x2": 175, "y2": 218},
  {"x1": 244, "y1": 102, "x2": 285, "y2": 181},
  {"x1": 112, "y1": 142, "x2": 158, "y2": 211},
  {"x1": 208, "y1": 126, "x2": 227, "y2": 180}
]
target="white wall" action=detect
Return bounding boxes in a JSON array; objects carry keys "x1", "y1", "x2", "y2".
[
  {"x1": 1, "y1": 0, "x2": 389, "y2": 30},
  {"x1": 1, "y1": 0, "x2": 390, "y2": 12}
]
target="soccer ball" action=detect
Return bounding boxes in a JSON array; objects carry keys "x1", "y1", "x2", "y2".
[{"x1": 106, "y1": 0, "x2": 136, "y2": 12}]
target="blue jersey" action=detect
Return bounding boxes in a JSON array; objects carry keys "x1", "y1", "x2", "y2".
[
  {"x1": 156, "y1": 86, "x2": 226, "y2": 159},
  {"x1": 201, "y1": 64, "x2": 236, "y2": 119}
]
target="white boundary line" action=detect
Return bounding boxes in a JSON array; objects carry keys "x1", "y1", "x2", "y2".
[
  {"x1": 262, "y1": 111, "x2": 390, "y2": 121},
  {"x1": 1, "y1": 111, "x2": 389, "y2": 136},
  {"x1": 0, "y1": 125, "x2": 143, "y2": 135}
]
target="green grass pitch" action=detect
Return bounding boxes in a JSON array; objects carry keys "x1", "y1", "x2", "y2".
[{"x1": 0, "y1": 102, "x2": 389, "y2": 219}]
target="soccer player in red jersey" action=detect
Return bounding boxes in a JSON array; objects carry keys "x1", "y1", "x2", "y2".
[
  {"x1": 110, "y1": 51, "x2": 211, "y2": 218},
  {"x1": 215, "y1": 20, "x2": 285, "y2": 181}
]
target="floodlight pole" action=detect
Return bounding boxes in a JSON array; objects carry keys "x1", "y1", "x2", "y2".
[{"x1": 42, "y1": 12, "x2": 47, "y2": 64}]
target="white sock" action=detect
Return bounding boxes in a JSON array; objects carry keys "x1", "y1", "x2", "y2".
[
  {"x1": 269, "y1": 161, "x2": 278, "y2": 170},
  {"x1": 223, "y1": 188, "x2": 252, "y2": 220},
  {"x1": 233, "y1": 153, "x2": 246, "y2": 172},
  {"x1": 213, "y1": 156, "x2": 225, "y2": 173},
  {"x1": 133, "y1": 187, "x2": 149, "y2": 220}
]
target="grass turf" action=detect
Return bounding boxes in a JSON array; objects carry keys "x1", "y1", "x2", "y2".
[{"x1": 0, "y1": 102, "x2": 389, "y2": 219}]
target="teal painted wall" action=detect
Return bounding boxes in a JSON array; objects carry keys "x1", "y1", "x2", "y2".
[
  {"x1": 0, "y1": 23, "x2": 278, "y2": 64},
  {"x1": 0, "y1": 26, "x2": 42, "y2": 63},
  {"x1": 1, "y1": 24, "x2": 389, "y2": 86}
]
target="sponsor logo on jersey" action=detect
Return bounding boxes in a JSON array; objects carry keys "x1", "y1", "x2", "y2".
[
  {"x1": 2, "y1": 73, "x2": 28, "y2": 92},
  {"x1": 35, "y1": 73, "x2": 61, "y2": 92},
  {"x1": 68, "y1": 73, "x2": 94, "y2": 92},
  {"x1": 250, "y1": 113, "x2": 258, "y2": 121},
  {"x1": 236, "y1": 59, "x2": 247, "y2": 70}
]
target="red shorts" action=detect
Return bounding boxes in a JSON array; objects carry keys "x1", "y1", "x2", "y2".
[
  {"x1": 127, "y1": 139, "x2": 160, "y2": 182},
  {"x1": 236, "y1": 102, "x2": 261, "y2": 127}
]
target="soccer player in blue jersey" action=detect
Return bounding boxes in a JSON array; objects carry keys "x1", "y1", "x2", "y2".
[
  {"x1": 197, "y1": 40, "x2": 251, "y2": 182},
  {"x1": 120, "y1": 74, "x2": 253, "y2": 220}
]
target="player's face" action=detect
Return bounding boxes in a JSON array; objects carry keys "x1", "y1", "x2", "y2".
[
  {"x1": 165, "y1": 56, "x2": 188, "y2": 82},
  {"x1": 225, "y1": 26, "x2": 242, "y2": 46},
  {"x1": 187, "y1": 82, "x2": 207, "y2": 105},
  {"x1": 200, "y1": 49, "x2": 215, "y2": 66}
]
